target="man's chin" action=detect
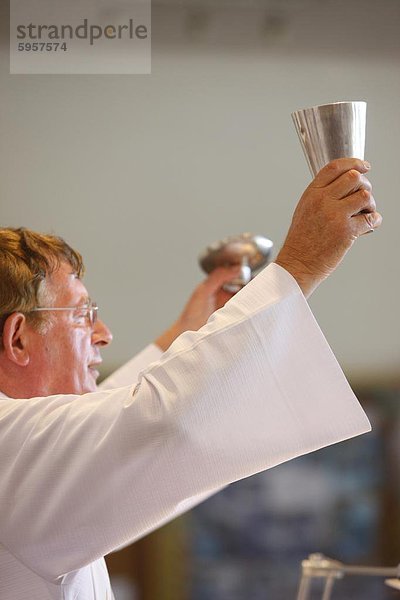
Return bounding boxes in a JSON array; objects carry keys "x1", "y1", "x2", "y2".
[{"x1": 81, "y1": 369, "x2": 100, "y2": 394}]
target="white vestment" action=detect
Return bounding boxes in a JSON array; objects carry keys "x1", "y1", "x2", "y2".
[{"x1": 0, "y1": 264, "x2": 371, "y2": 599}]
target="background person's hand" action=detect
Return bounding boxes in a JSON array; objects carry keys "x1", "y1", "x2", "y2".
[
  {"x1": 155, "y1": 266, "x2": 241, "y2": 351},
  {"x1": 275, "y1": 158, "x2": 382, "y2": 297}
]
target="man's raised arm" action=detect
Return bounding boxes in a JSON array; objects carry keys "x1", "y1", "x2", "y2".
[{"x1": 0, "y1": 159, "x2": 381, "y2": 582}]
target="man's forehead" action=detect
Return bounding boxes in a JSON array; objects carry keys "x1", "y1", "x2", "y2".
[{"x1": 46, "y1": 261, "x2": 90, "y2": 303}]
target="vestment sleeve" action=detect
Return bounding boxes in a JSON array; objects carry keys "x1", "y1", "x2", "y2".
[
  {"x1": 99, "y1": 344, "x2": 163, "y2": 390},
  {"x1": 99, "y1": 343, "x2": 222, "y2": 513},
  {"x1": 0, "y1": 264, "x2": 370, "y2": 581}
]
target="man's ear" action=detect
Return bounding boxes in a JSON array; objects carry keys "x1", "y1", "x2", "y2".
[{"x1": 2, "y1": 313, "x2": 31, "y2": 367}]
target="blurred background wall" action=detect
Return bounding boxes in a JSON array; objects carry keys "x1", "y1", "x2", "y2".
[
  {"x1": 1, "y1": 1, "x2": 400, "y2": 598},
  {"x1": 1, "y1": 0, "x2": 399, "y2": 384}
]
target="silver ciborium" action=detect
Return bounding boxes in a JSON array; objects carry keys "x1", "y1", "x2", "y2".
[
  {"x1": 291, "y1": 101, "x2": 367, "y2": 176},
  {"x1": 198, "y1": 233, "x2": 273, "y2": 293}
]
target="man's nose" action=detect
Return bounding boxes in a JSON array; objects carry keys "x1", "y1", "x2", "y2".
[{"x1": 92, "y1": 319, "x2": 113, "y2": 347}]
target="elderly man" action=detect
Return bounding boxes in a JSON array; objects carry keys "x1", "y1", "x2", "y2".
[{"x1": 0, "y1": 158, "x2": 381, "y2": 600}]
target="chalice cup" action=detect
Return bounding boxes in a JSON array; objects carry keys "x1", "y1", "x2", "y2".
[{"x1": 291, "y1": 101, "x2": 367, "y2": 177}]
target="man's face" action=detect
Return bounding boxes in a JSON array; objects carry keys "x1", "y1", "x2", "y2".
[{"x1": 26, "y1": 261, "x2": 112, "y2": 396}]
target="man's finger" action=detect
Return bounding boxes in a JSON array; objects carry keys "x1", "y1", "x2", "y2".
[
  {"x1": 327, "y1": 170, "x2": 372, "y2": 201},
  {"x1": 312, "y1": 158, "x2": 371, "y2": 188},
  {"x1": 351, "y1": 210, "x2": 383, "y2": 237},
  {"x1": 344, "y1": 189, "x2": 376, "y2": 217}
]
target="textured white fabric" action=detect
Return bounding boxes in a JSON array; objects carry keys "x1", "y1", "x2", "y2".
[
  {"x1": 0, "y1": 263, "x2": 371, "y2": 599},
  {"x1": 99, "y1": 343, "x2": 162, "y2": 391},
  {"x1": 0, "y1": 348, "x2": 162, "y2": 600}
]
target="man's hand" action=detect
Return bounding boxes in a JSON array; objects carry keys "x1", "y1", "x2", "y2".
[
  {"x1": 275, "y1": 158, "x2": 382, "y2": 297},
  {"x1": 155, "y1": 266, "x2": 241, "y2": 351}
]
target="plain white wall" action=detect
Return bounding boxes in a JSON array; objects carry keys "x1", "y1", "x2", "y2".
[{"x1": 1, "y1": 0, "x2": 399, "y2": 383}]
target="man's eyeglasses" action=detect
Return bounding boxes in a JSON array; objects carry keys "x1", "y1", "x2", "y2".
[{"x1": 30, "y1": 301, "x2": 99, "y2": 327}]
